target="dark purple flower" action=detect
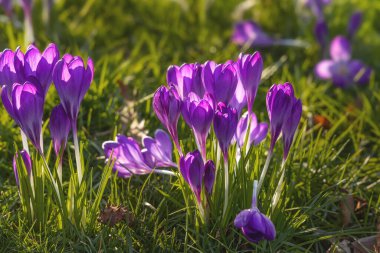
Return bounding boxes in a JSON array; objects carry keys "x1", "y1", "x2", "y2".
[
  {"x1": 235, "y1": 112, "x2": 268, "y2": 150},
  {"x1": 232, "y1": 21, "x2": 274, "y2": 48},
  {"x1": 179, "y1": 150, "x2": 205, "y2": 203},
  {"x1": 49, "y1": 104, "x2": 71, "y2": 156},
  {"x1": 153, "y1": 85, "x2": 182, "y2": 154},
  {"x1": 266, "y1": 83, "x2": 294, "y2": 152},
  {"x1": 203, "y1": 160, "x2": 215, "y2": 195},
  {"x1": 347, "y1": 11, "x2": 362, "y2": 39},
  {"x1": 20, "y1": 43, "x2": 60, "y2": 95},
  {"x1": 142, "y1": 129, "x2": 177, "y2": 168},
  {"x1": 234, "y1": 207, "x2": 276, "y2": 243},
  {"x1": 5, "y1": 82, "x2": 44, "y2": 152},
  {"x1": 213, "y1": 102, "x2": 238, "y2": 156},
  {"x1": 315, "y1": 36, "x2": 371, "y2": 87},
  {"x1": 202, "y1": 61, "x2": 238, "y2": 105},
  {"x1": 181, "y1": 92, "x2": 214, "y2": 160},
  {"x1": 237, "y1": 52, "x2": 263, "y2": 115},
  {"x1": 102, "y1": 135, "x2": 152, "y2": 178},
  {"x1": 0, "y1": 0, "x2": 12, "y2": 16},
  {"x1": 282, "y1": 99, "x2": 302, "y2": 160},
  {"x1": 13, "y1": 150, "x2": 32, "y2": 186},
  {"x1": 52, "y1": 55, "x2": 94, "y2": 123},
  {"x1": 167, "y1": 63, "x2": 204, "y2": 99},
  {"x1": 314, "y1": 20, "x2": 329, "y2": 48}
]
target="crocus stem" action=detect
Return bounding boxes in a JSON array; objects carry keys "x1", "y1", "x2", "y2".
[
  {"x1": 273, "y1": 39, "x2": 309, "y2": 48},
  {"x1": 40, "y1": 129, "x2": 44, "y2": 154},
  {"x1": 57, "y1": 158, "x2": 63, "y2": 184},
  {"x1": 257, "y1": 151, "x2": 273, "y2": 194},
  {"x1": 24, "y1": 13, "x2": 34, "y2": 45},
  {"x1": 271, "y1": 159, "x2": 286, "y2": 211},
  {"x1": 72, "y1": 122, "x2": 83, "y2": 184},
  {"x1": 222, "y1": 153, "x2": 229, "y2": 217},
  {"x1": 153, "y1": 169, "x2": 177, "y2": 176},
  {"x1": 251, "y1": 180, "x2": 258, "y2": 208},
  {"x1": 20, "y1": 129, "x2": 30, "y2": 154}
]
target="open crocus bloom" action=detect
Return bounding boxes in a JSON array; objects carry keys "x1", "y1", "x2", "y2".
[{"x1": 315, "y1": 36, "x2": 371, "y2": 88}]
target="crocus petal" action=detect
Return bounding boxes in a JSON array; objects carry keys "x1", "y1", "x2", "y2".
[
  {"x1": 330, "y1": 36, "x2": 351, "y2": 61},
  {"x1": 315, "y1": 60, "x2": 334, "y2": 79}
]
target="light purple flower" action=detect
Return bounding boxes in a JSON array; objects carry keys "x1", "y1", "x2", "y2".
[
  {"x1": 202, "y1": 61, "x2": 238, "y2": 105},
  {"x1": 213, "y1": 102, "x2": 238, "y2": 156},
  {"x1": 153, "y1": 85, "x2": 182, "y2": 154},
  {"x1": 13, "y1": 150, "x2": 32, "y2": 186},
  {"x1": 181, "y1": 92, "x2": 214, "y2": 160},
  {"x1": 232, "y1": 21, "x2": 274, "y2": 48},
  {"x1": 52, "y1": 55, "x2": 94, "y2": 123},
  {"x1": 49, "y1": 104, "x2": 71, "y2": 156},
  {"x1": 315, "y1": 36, "x2": 371, "y2": 87},
  {"x1": 347, "y1": 11, "x2": 362, "y2": 39},
  {"x1": 235, "y1": 112, "x2": 268, "y2": 150},
  {"x1": 167, "y1": 63, "x2": 204, "y2": 99},
  {"x1": 142, "y1": 129, "x2": 177, "y2": 168},
  {"x1": 236, "y1": 52, "x2": 263, "y2": 115}
]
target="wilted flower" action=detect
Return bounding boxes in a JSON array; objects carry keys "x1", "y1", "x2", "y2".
[
  {"x1": 232, "y1": 21, "x2": 274, "y2": 48},
  {"x1": 234, "y1": 181, "x2": 276, "y2": 243},
  {"x1": 181, "y1": 92, "x2": 214, "y2": 160},
  {"x1": 153, "y1": 85, "x2": 182, "y2": 154},
  {"x1": 167, "y1": 63, "x2": 204, "y2": 99},
  {"x1": 49, "y1": 104, "x2": 71, "y2": 156},
  {"x1": 315, "y1": 36, "x2": 371, "y2": 88},
  {"x1": 236, "y1": 52, "x2": 263, "y2": 115},
  {"x1": 235, "y1": 112, "x2": 268, "y2": 150},
  {"x1": 347, "y1": 11, "x2": 362, "y2": 39},
  {"x1": 13, "y1": 150, "x2": 32, "y2": 186},
  {"x1": 213, "y1": 102, "x2": 238, "y2": 156},
  {"x1": 202, "y1": 61, "x2": 238, "y2": 105},
  {"x1": 52, "y1": 54, "x2": 94, "y2": 123}
]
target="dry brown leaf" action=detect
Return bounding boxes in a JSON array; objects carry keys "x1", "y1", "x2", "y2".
[
  {"x1": 313, "y1": 114, "x2": 331, "y2": 129},
  {"x1": 340, "y1": 194, "x2": 355, "y2": 227},
  {"x1": 98, "y1": 204, "x2": 132, "y2": 227}
]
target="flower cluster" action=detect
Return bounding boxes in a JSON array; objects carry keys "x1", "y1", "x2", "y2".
[{"x1": 0, "y1": 43, "x2": 94, "y2": 184}]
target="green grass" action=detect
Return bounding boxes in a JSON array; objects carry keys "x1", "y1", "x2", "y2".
[{"x1": 0, "y1": 0, "x2": 379, "y2": 252}]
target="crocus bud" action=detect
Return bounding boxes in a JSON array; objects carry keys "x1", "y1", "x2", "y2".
[
  {"x1": 52, "y1": 55, "x2": 94, "y2": 123},
  {"x1": 314, "y1": 20, "x2": 329, "y2": 48},
  {"x1": 179, "y1": 150, "x2": 204, "y2": 203},
  {"x1": 235, "y1": 112, "x2": 268, "y2": 150},
  {"x1": 202, "y1": 61, "x2": 238, "y2": 105},
  {"x1": 266, "y1": 83, "x2": 294, "y2": 152},
  {"x1": 10, "y1": 82, "x2": 44, "y2": 152},
  {"x1": 231, "y1": 21, "x2": 274, "y2": 48},
  {"x1": 142, "y1": 129, "x2": 177, "y2": 168},
  {"x1": 50, "y1": 104, "x2": 71, "y2": 156},
  {"x1": 237, "y1": 52, "x2": 263, "y2": 115},
  {"x1": 203, "y1": 160, "x2": 215, "y2": 195},
  {"x1": 282, "y1": 99, "x2": 302, "y2": 160},
  {"x1": 167, "y1": 63, "x2": 204, "y2": 99},
  {"x1": 213, "y1": 102, "x2": 238, "y2": 155},
  {"x1": 22, "y1": 43, "x2": 60, "y2": 95},
  {"x1": 347, "y1": 11, "x2": 362, "y2": 39},
  {"x1": 13, "y1": 150, "x2": 32, "y2": 186},
  {"x1": 102, "y1": 135, "x2": 152, "y2": 178},
  {"x1": 229, "y1": 68, "x2": 247, "y2": 115},
  {"x1": 153, "y1": 85, "x2": 182, "y2": 153}
]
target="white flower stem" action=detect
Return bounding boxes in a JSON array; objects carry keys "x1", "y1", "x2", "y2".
[
  {"x1": 57, "y1": 159, "x2": 63, "y2": 184},
  {"x1": 252, "y1": 180, "x2": 258, "y2": 208},
  {"x1": 271, "y1": 159, "x2": 286, "y2": 211},
  {"x1": 20, "y1": 129, "x2": 29, "y2": 154},
  {"x1": 153, "y1": 169, "x2": 176, "y2": 176},
  {"x1": 72, "y1": 123, "x2": 83, "y2": 184},
  {"x1": 257, "y1": 151, "x2": 273, "y2": 194},
  {"x1": 222, "y1": 154, "x2": 229, "y2": 216}
]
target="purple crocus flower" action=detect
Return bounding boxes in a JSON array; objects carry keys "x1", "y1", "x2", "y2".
[
  {"x1": 203, "y1": 160, "x2": 215, "y2": 195},
  {"x1": 282, "y1": 99, "x2": 302, "y2": 160},
  {"x1": 19, "y1": 43, "x2": 60, "y2": 95},
  {"x1": 103, "y1": 135, "x2": 153, "y2": 178},
  {"x1": 304, "y1": 0, "x2": 331, "y2": 20},
  {"x1": 213, "y1": 102, "x2": 238, "y2": 156},
  {"x1": 232, "y1": 21, "x2": 274, "y2": 48},
  {"x1": 347, "y1": 11, "x2": 362, "y2": 39},
  {"x1": 0, "y1": 48, "x2": 25, "y2": 90},
  {"x1": 49, "y1": 104, "x2": 71, "y2": 156},
  {"x1": 153, "y1": 85, "x2": 182, "y2": 154},
  {"x1": 142, "y1": 129, "x2": 177, "y2": 168},
  {"x1": 229, "y1": 65, "x2": 247, "y2": 115},
  {"x1": 52, "y1": 55, "x2": 94, "y2": 123},
  {"x1": 202, "y1": 61, "x2": 238, "y2": 105},
  {"x1": 4, "y1": 82, "x2": 44, "y2": 152},
  {"x1": 315, "y1": 36, "x2": 371, "y2": 87},
  {"x1": 13, "y1": 150, "x2": 32, "y2": 186},
  {"x1": 181, "y1": 92, "x2": 214, "y2": 160},
  {"x1": 234, "y1": 181, "x2": 276, "y2": 243},
  {"x1": 167, "y1": 63, "x2": 204, "y2": 99},
  {"x1": 235, "y1": 112, "x2": 268, "y2": 150},
  {"x1": 236, "y1": 52, "x2": 263, "y2": 115},
  {"x1": 266, "y1": 83, "x2": 295, "y2": 153},
  {"x1": 314, "y1": 20, "x2": 329, "y2": 49},
  {"x1": 0, "y1": 0, "x2": 12, "y2": 16}
]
